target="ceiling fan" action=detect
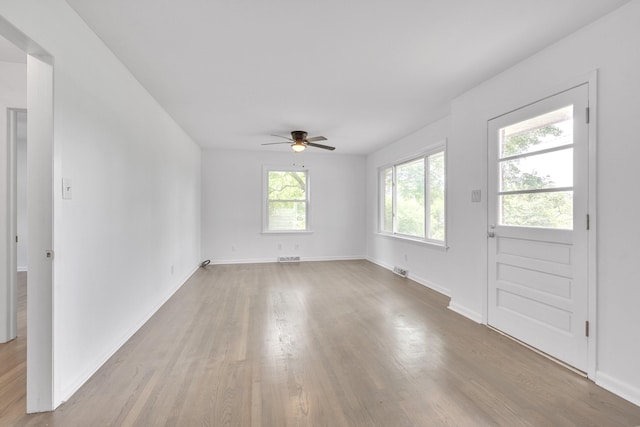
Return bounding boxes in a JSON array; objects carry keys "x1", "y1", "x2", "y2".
[{"x1": 262, "y1": 130, "x2": 335, "y2": 152}]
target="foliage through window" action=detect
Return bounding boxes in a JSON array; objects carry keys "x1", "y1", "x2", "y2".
[
  {"x1": 265, "y1": 168, "x2": 309, "y2": 232},
  {"x1": 498, "y1": 105, "x2": 573, "y2": 229},
  {"x1": 380, "y1": 145, "x2": 446, "y2": 243}
]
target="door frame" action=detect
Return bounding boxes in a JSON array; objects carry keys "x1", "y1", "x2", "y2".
[
  {"x1": 0, "y1": 17, "x2": 55, "y2": 412},
  {"x1": 484, "y1": 71, "x2": 598, "y2": 379},
  {"x1": 6, "y1": 108, "x2": 27, "y2": 344}
]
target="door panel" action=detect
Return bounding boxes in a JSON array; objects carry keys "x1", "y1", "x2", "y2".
[{"x1": 488, "y1": 85, "x2": 589, "y2": 371}]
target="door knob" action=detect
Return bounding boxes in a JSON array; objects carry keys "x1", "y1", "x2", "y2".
[{"x1": 487, "y1": 231, "x2": 496, "y2": 238}]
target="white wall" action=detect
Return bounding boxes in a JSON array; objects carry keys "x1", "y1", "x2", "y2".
[
  {"x1": 367, "y1": 0, "x2": 640, "y2": 406},
  {"x1": 0, "y1": 60, "x2": 25, "y2": 343},
  {"x1": 366, "y1": 116, "x2": 453, "y2": 297},
  {"x1": 0, "y1": 0, "x2": 201, "y2": 407},
  {"x1": 202, "y1": 149, "x2": 365, "y2": 263}
]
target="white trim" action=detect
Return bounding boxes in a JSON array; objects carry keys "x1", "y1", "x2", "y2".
[
  {"x1": 211, "y1": 255, "x2": 367, "y2": 265},
  {"x1": 58, "y1": 264, "x2": 200, "y2": 402},
  {"x1": 596, "y1": 371, "x2": 640, "y2": 407},
  {"x1": 260, "y1": 230, "x2": 314, "y2": 236},
  {"x1": 0, "y1": 17, "x2": 55, "y2": 409},
  {"x1": 407, "y1": 271, "x2": 451, "y2": 297},
  {"x1": 448, "y1": 301, "x2": 483, "y2": 324},
  {"x1": 293, "y1": 255, "x2": 366, "y2": 262},
  {"x1": 376, "y1": 141, "x2": 447, "y2": 171},
  {"x1": 484, "y1": 71, "x2": 598, "y2": 379},
  {"x1": 17, "y1": 266, "x2": 28, "y2": 272},
  {"x1": 262, "y1": 164, "x2": 310, "y2": 233},
  {"x1": 376, "y1": 139, "x2": 448, "y2": 246},
  {"x1": 585, "y1": 69, "x2": 598, "y2": 381},
  {"x1": 374, "y1": 232, "x2": 448, "y2": 251},
  {"x1": 366, "y1": 256, "x2": 451, "y2": 297},
  {"x1": 213, "y1": 257, "x2": 275, "y2": 265},
  {"x1": 26, "y1": 53, "x2": 55, "y2": 413},
  {"x1": 3, "y1": 108, "x2": 24, "y2": 344}
]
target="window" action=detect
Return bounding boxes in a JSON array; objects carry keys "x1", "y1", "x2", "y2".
[
  {"x1": 379, "y1": 144, "x2": 446, "y2": 244},
  {"x1": 264, "y1": 167, "x2": 309, "y2": 232},
  {"x1": 498, "y1": 105, "x2": 573, "y2": 229}
]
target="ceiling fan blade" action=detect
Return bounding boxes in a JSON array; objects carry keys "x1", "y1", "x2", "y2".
[
  {"x1": 270, "y1": 134, "x2": 293, "y2": 141},
  {"x1": 306, "y1": 142, "x2": 336, "y2": 151},
  {"x1": 306, "y1": 136, "x2": 327, "y2": 142},
  {"x1": 261, "y1": 142, "x2": 291, "y2": 146}
]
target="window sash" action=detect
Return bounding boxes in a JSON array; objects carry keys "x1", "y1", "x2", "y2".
[
  {"x1": 379, "y1": 145, "x2": 446, "y2": 245},
  {"x1": 395, "y1": 158, "x2": 426, "y2": 238},
  {"x1": 264, "y1": 168, "x2": 309, "y2": 232}
]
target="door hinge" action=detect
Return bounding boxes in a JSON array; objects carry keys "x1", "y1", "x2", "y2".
[
  {"x1": 586, "y1": 107, "x2": 590, "y2": 124},
  {"x1": 586, "y1": 214, "x2": 590, "y2": 230},
  {"x1": 16, "y1": 235, "x2": 18, "y2": 243},
  {"x1": 585, "y1": 320, "x2": 590, "y2": 337}
]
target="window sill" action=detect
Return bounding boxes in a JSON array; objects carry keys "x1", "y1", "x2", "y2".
[
  {"x1": 261, "y1": 230, "x2": 314, "y2": 235},
  {"x1": 375, "y1": 232, "x2": 448, "y2": 251}
]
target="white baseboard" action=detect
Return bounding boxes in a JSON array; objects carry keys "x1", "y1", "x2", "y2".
[
  {"x1": 56, "y1": 264, "x2": 200, "y2": 406},
  {"x1": 366, "y1": 257, "x2": 451, "y2": 297},
  {"x1": 448, "y1": 301, "x2": 483, "y2": 323},
  {"x1": 17, "y1": 266, "x2": 28, "y2": 272},
  {"x1": 365, "y1": 256, "x2": 393, "y2": 271},
  {"x1": 366, "y1": 257, "x2": 482, "y2": 323},
  {"x1": 211, "y1": 255, "x2": 366, "y2": 265},
  {"x1": 211, "y1": 257, "x2": 274, "y2": 265},
  {"x1": 409, "y1": 271, "x2": 451, "y2": 297},
  {"x1": 303, "y1": 255, "x2": 366, "y2": 262},
  {"x1": 596, "y1": 371, "x2": 640, "y2": 407}
]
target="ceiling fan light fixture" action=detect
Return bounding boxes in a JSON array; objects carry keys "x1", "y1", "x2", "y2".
[
  {"x1": 291, "y1": 141, "x2": 306, "y2": 152},
  {"x1": 262, "y1": 130, "x2": 333, "y2": 151}
]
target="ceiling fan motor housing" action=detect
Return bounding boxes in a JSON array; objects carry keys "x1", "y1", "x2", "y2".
[{"x1": 291, "y1": 130, "x2": 308, "y2": 141}]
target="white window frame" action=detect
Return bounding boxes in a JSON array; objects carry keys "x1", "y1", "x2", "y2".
[
  {"x1": 378, "y1": 140, "x2": 447, "y2": 248},
  {"x1": 262, "y1": 165, "x2": 311, "y2": 233}
]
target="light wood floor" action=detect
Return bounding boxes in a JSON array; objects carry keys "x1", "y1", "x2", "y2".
[
  {"x1": 0, "y1": 272, "x2": 27, "y2": 424},
  {"x1": 2, "y1": 261, "x2": 640, "y2": 426}
]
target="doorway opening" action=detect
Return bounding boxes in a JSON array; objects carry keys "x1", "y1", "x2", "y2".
[{"x1": 0, "y1": 19, "x2": 55, "y2": 413}]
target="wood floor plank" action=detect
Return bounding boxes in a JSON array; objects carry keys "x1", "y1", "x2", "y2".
[
  {"x1": 0, "y1": 272, "x2": 27, "y2": 424},
  {"x1": 2, "y1": 261, "x2": 640, "y2": 426}
]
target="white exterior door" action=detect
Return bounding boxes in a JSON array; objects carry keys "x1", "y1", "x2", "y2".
[{"x1": 487, "y1": 85, "x2": 589, "y2": 371}]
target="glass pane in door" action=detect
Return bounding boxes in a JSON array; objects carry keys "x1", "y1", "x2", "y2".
[{"x1": 498, "y1": 105, "x2": 574, "y2": 229}]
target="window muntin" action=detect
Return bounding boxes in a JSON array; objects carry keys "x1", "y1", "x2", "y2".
[
  {"x1": 498, "y1": 105, "x2": 574, "y2": 229},
  {"x1": 379, "y1": 145, "x2": 446, "y2": 244},
  {"x1": 265, "y1": 169, "x2": 309, "y2": 232}
]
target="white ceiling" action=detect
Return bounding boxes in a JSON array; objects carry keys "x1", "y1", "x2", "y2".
[{"x1": 64, "y1": 1, "x2": 629, "y2": 154}]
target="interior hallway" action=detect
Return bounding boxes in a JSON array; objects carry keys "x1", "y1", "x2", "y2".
[
  {"x1": 1, "y1": 262, "x2": 640, "y2": 426},
  {"x1": 0, "y1": 272, "x2": 27, "y2": 421}
]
